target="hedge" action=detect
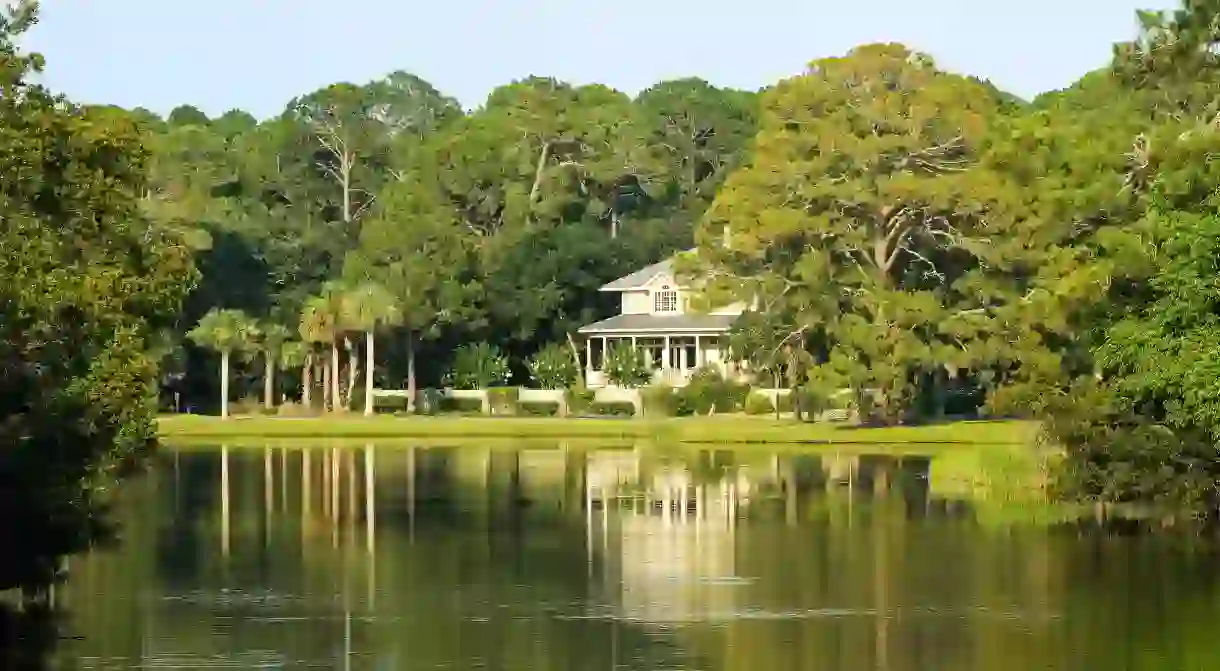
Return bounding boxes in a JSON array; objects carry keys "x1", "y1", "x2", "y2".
[
  {"x1": 641, "y1": 386, "x2": 678, "y2": 417},
  {"x1": 744, "y1": 393, "x2": 776, "y2": 416},
  {"x1": 519, "y1": 400, "x2": 561, "y2": 417},
  {"x1": 588, "y1": 400, "x2": 635, "y2": 417},
  {"x1": 438, "y1": 396, "x2": 484, "y2": 414},
  {"x1": 565, "y1": 388, "x2": 595, "y2": 415},
  {"x1": 372, "y1": 394, "x2": 410, "y2": 412},
  {"x1": 486, "y1": 387, "x2": 519, "y2": 415}
]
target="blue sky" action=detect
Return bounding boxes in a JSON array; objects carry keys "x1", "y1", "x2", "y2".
[{"x1": 27, "y1": 0, "x2": 1175, "y2": 119}]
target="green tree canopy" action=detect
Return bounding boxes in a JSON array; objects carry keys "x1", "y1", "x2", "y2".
[
  {"x1": 693, "y1": 43, "x2": 1027, "y2": 422},
  {"x1": 0, "y1": 0, "x2": 196, "y2": 588}
]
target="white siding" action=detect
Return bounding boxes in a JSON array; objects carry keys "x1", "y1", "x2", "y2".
[
  {"x1": 621, "y1": 291, "x2": 651, "y2": 314},
  {"x1": 642, "y1": 272, "x2": 684, "y2": 315},
  {"x1": 612, "y1": 267, "x2": 743, "y2": 317},
  {"x1": 645, "y1": 270, "x2": 678, "y2": 289}
]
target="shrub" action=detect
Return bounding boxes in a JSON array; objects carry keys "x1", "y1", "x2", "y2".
[
  {"x1": 588, "y1": 401, "x2": 636, "y2": 417},
  {"x1": 372, "y1": 394, "x2": 409, "y2": 413},
  {"x1": 729, "y1": 383, "x2": 751, "y2": 411},
  {"x1": 519, "y1": 400, "x2": 560, "y2": 417},
  {"x1": 349, "y1": 385, "x2": 366, "y2": 413},
  {"x1": 944, "y1": 384, "x2": 985, "y2": 416},
  {"x1": 744, "y1": 393, "x2": 776, "y2": 416},
  {"x1": 416, "y1": 388, "x2": 445, "y2": 415},
  {"x1": 800, "y1": 385, "x2": 832, "y2": 418},
  {"x1": 527, "y1": 343, "x2": 579, "y2": 389},
  {"x1": 486, "y1": 387, "x2": 519, "y2": 415},
  {"x1": 776, "y1": 386, "x2": 834, "y2": 419},
  {"x1": 439, "y1": 396, "x2": 484, "y2": 414},
  {"x1": 677, "y1": 366, "x2": 749, "y2": 415},
  {"x1": 641, "y1": 384, "x2": 679, "y2": 417},
  {"x1": 565, "y1": 387, "x2": 595, "y2": 415},
  {"x1": 603, "y1": 342, "x2": 651, "y2": 388},
  {"x1": 448, "y1": 343, "x2": 510, "y2": 390}
]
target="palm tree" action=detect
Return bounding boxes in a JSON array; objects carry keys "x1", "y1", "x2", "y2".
[
  {"x1": 319, "y1": 282, "x2": 352, "y2": 411},
  {"x1": 187, "y1": 309, "x2": 259, "y2": 419},
  {"x1": 279, "y1": 340, "x2": 312, "y2": 407},
  {"x1": 344, "y1": 282, "x2": 403, "y2": 416},
  {"x1": 259, "y1": 323, "x2": 292, "y2": 410},
  {"x1": 299, "y1": 296, "x2": 339, "y2": 411}
]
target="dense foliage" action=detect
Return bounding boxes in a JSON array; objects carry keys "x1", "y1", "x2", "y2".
[
  {"x1": 1030, "y1": 0, "x2": 1220, "y2": 520},
  {"x1": 139, "y1": 72, "x2": 760, "y2": 410},
  {"x1": 682, "y1": 4, "x2": 1220, "y2": 519},
  {"x1": 0, "y1": 2, "x2": 195, "y2": 590},
  {"x1": 527, "y1": 344, "x2": 580, "y2": 390}
]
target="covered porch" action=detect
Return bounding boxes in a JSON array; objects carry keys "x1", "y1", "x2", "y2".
[{"x1": 577, "y1": 314, "x2": 738, "y2": 388}]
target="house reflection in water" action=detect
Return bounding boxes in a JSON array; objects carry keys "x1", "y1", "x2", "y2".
[
  {"x1": 579, "y1": 450, "x2": 935, "y2": 625},
  {"x1": 216, "y1": 443, "x2": 939, "y2": 629},
  {"x1": 583, "y1": 451, "x2": 753, "y2": 624}
]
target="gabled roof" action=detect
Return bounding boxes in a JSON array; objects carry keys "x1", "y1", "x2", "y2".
[
  {"x1": 599, "y1": 249, "x2": 698, "y2": 292},
  {"x1": 578, "y1": 313, "x2": 736, "y2": 335},
  {"x1": 599, "y1": 259, "x2": 673, "y2": 292}
]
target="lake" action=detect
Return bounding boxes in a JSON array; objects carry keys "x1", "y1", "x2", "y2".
[{"x1": 29, "y1": 443, "x2": 1220, "y2": 669}]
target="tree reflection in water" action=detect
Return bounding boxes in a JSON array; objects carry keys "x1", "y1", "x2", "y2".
[{"x1": 16, "y1": 443, "x2": 1220, "y2": 670}]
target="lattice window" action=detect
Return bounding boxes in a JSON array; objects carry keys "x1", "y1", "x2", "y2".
[{"x1": 653, "y1": 290, "x2": 678, "y2": 313}]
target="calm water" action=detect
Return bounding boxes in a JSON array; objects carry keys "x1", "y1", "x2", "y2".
[{"x1": 28, "y1": 444, "x2": 1220, "y2": 669}]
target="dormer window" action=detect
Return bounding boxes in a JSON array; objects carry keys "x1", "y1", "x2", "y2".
[{"x1": 654, "y1": 288, "x2": 678, "y2": 313}]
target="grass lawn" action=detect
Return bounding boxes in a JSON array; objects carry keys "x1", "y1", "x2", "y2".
[{"x1": 157, "y1": 414, "x2": 1039, "y2": 446}]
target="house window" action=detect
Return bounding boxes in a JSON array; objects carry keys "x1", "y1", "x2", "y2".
[{"x1": 654, "y1": 290, "x2": 678, "y2": 313}]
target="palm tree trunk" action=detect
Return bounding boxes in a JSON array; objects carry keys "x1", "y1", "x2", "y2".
[
  {"x1": 364, "y1": 330, "x2": 375, "y2": 417},
  {"x1": 565, "y1": 332, "x2": 584, "y2": 389},
  {"x1": 345, "y1": 337, "x2": 358, "y2": 412},
  {"x1": 220, "y1": 350, "x2": 231, "y2": 420},
  {"x1": 264, "y1": 353, "x2": 275, "y2": 411},
  {"x1": 322, "y1": 357, "x2": 331, "y2": 410},
  {"x1": 303, "y1": 353, "x2": 313, "y2": 408},
  {"x1": 773, "y1": 371, "x2": 781, "y2": 421},
  {"x1": 406, "y1": 330, "x2": 417, "y2": 414},
  {"x1": 330, "y1": 342, "x2": 341, "y2": 413},
  {"x1": 786, "y1": 354, "x2": 803, "y2": 422}
]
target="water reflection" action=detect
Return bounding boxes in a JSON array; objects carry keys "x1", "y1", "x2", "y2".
[{"x1": 35, "y1": 443, "x2": 1220, "y2": 670}]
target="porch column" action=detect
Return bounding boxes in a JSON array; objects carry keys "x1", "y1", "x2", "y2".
[
  {"x1": 694, "y1": 335, "x2": 702, "y2": 370},
  {"x1": 585, "y1": 337, "x2": 592, "y2": 374},
  {"x1": 679, "y1": 339, "x2": 688, "y2": 372},
  {"x1": 631, "y1": 335, "x2": 639, "y2": 367},
  {"x1": 600, "y1": 336, "x2": 608, "y2": 369},
  {"x1": 662, "y1": 335, "x2": 670, "y2": 370}
]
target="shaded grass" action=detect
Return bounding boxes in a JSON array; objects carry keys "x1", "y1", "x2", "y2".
[{"x1": 158, "y1": 414, "x2": 1038, "y2": 446}]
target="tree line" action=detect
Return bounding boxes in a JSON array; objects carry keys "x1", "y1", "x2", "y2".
[{"x1": 132, "y1": 67, "x2": 759, "y2": 415}]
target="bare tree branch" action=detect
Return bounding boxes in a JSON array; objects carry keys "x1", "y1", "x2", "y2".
[
  {"x1": 351, "y1": 195, "x2": 377, "y2": 223},
  {"x1": 903, "y1": 243, "x2": 945, "y2": 281}
]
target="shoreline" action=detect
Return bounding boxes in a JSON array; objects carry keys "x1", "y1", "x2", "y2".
[{"x1": 157, "y1": 414, "x2": 1039, "y2": 446}]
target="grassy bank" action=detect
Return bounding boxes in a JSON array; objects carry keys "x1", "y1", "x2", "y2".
[{"x1": 157, "y1": 414, "x2": 1039, "y2": 446}]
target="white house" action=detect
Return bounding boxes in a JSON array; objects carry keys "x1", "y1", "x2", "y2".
[{"x1": 579, "y1": 252, "x2": 747, "y2": 388}]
